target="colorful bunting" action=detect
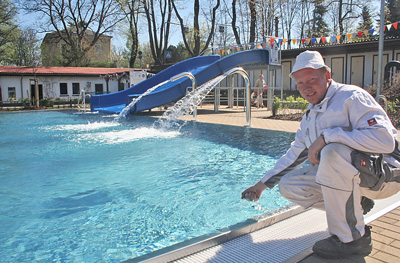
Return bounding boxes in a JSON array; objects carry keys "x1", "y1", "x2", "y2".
[{"x1": 213, "y1": 20, "x2": 399, "y2": 55}]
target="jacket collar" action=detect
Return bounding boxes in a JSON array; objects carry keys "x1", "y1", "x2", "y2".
[{"x1": 307, "y1": 80, "x2": 339, "y2": 112}]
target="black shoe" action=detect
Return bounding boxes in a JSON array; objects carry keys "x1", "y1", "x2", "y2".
[
  {"x1": 361, "y1": 197, "x2": 374, "y2": 215},
  {"x1": 312, "y1": 226, "x2": 372, "y2": 259}
]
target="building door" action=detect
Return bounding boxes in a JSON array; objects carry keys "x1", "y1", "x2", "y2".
[
  {"x1": 373, "y1": 54, "x2": 389, "y2": 85},
  {"x1": 351, "y1": 56, "x2": 364, "y2": 88},
  {"x1": 30, "y1": 84, "x2": 43, "y2": 100},
  {"x1": 331, "y1": 57, "x2": 344, "y2": 83},
  {"x1": 282, "y1": 61, "x2": 292, "y2": 90}
]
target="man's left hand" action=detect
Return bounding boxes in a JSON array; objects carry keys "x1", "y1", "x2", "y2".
[{"x1": 308, "y1": 135, "x2": 327, "y2": 166}]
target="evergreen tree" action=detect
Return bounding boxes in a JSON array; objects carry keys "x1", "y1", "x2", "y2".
[
  {"x1": 308, "y1": 0, "x2": 330, "y2": 38},
  {"x1": 385, "y1": 0, "x2": 400, "y2": 37},
  {"x1": 357, "y1": 6, "x2": 374, "y2": 31},
  {"x1": 387, "y1": 0, "x2": 400, "y2": 23}
]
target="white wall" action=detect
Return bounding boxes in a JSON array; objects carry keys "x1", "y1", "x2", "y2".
[{"x1": 0, "y1": 75, "x2": 128, "y2": 101}]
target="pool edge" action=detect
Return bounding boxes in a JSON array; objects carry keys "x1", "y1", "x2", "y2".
[{"x1": 123, "y1": 204, "x2": 306, "y2": 263}]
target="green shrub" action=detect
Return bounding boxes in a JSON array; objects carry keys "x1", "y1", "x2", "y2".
[{"x1": 272, "y1": 96, "x2": 281, "y2": 116}]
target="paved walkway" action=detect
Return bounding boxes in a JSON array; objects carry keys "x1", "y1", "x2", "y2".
[{"x1": 140, "y1": 105, "x2": 400, "y2": 263}]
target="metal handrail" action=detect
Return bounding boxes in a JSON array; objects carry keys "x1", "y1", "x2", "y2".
[
  {"x1": 376, "y1": 95, "x2": 388, "y2": 112},
  {"x1": 223, "y1": 67, "x2": 251, "y2": 127},
  {"x1": 170, "y1": 72, "x2": 198, "y2": 120}
]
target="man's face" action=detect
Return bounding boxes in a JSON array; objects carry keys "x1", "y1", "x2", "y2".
[{"x1": 292, "y1": 68, "x2": 331, "y2": 105}]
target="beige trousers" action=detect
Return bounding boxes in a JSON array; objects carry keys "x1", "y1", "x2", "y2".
[{"x1": 278, "y1": 143, "x2": 400, "y2": 243}]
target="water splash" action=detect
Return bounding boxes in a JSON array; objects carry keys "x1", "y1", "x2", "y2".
[
  {"x1": 75, "y1": 127, "x2": 180, "y2": 144},
  {"x1": 115, "y1": 80, "x2": 169, "y2": 122},
  {"x1": 153, "y1": 75, "x2": 226, "y2": 131},
  {"x1": 46, "y1": 121, "x2": 120, "y2": 132}
]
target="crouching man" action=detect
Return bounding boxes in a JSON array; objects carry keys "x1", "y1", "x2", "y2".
[{"x1": 242, "y1": 50, "x2": 400, "y2": 259}]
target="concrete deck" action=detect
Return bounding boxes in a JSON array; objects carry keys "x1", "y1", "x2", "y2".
[{"x1": 137, "y1": 105, "x2": 400, "y2": 263}]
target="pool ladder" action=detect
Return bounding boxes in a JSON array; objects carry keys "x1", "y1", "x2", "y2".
[{"x1": 170, "y1": 67, "x2": 252, "y2": 127}]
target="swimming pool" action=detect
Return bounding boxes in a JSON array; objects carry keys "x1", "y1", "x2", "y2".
[{"x1": 0, "y1": 110, "x2": 294, "y2": 262}]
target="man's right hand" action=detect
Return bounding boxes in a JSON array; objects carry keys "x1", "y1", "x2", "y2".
[{"x1": 241, "y1": 181, "x2": 268, "y2": 201}]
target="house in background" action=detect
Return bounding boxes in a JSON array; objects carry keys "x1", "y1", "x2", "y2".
[
  {"x1": 280, "y1": 37, "x2": 400, "y2": 91},
  {"x1": 0, "y1": 66, "x2": 139, "y2": 102},
  {"x1": 41, "y1": 30, "x2": 112, "y2": 66}
]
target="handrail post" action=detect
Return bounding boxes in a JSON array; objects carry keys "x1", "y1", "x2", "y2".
[
  {"x1": 170, "y1": 72, "x2": 198, "y2": 121},
  {"x1": 223, "y1": 67, "x2": 251, "y2": 127},
  {"x1": 375, "y1": 95, "x2": 388, "y2": 112}
]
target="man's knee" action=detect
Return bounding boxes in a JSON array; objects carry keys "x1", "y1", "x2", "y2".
[
  {"x1": 320, "y1": 143, "x2": 352, "y2": 163},
  {"x1": 317, "y1": 143, "x2": 359, "y2": 191},
  {"x1": 278, "y1": 175, "x2": 295, "y2": 200},
  {"x1": 279, "y1": 172, "x2": 324, "y2": 208}
]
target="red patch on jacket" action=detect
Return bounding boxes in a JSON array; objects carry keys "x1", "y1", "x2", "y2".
[
  {"x1": 367, "y1": 118, "x2": 377, "y2": 126},
  {"x1": 361, "y1": 158, "x2": 367, "y2": 168}
]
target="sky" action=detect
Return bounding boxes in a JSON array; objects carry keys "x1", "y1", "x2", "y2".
[
  {"x1": 16, "y1": 6, "x2": 184, "y2": 52},
  {"x1": 16, "y1": 0, "x2": 383, "y2": 52}
]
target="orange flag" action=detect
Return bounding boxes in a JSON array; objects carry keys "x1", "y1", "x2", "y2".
[
  {"x1": 321, "y1": 37, "x2": 326, "y2": 44},
  {"x1": 393, "y1": 22, "x2": 399, "y2": 29}
]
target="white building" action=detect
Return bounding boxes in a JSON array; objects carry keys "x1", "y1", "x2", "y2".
[{"x1": 0, "y1": 66, "x2": 138, "y2": 102}]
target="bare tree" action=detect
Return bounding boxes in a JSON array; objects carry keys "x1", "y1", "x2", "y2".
[
  {"x1": 278, "y1": 0, "x2": 300, "y2": 46},
  {"x1": 231, "y1": 0, "x2": 241, "y2": 44},
  {"x1": 327, "y1": 0, "x2": 365, "y2": 35},
  {"x1": 297, "y1": 0, "x2": 313, "y2": 41},
  {"x1": 171, "y1": 0, "x2": 220, "y2": 57},
  {"x1": 13, "y1": 28, "x2": 41, "y2": 66},
  {"x1": 19, "y1": 0, "x2": 125, "y2": 66},
  {"x1": 117, "y1": 0, "x2": 141, "y2": 68},
  {"x1": 0, "y1": 0, "x2": 18, "y2": 63},
  {"x1": 248, "y1": 0, "x2": 257, "y2": 43},
  {"x1": 141, "y1": 0, "x2": 172, "y2": 65}
]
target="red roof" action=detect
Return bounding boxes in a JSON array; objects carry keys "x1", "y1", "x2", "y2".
[{"x1": 0, "y1": 66, "x2": 137, "y2": 76}]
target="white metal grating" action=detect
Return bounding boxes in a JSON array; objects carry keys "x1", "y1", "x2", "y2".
[{"x1": 174, "y1": 192, "x2": 400, "y2": 263}]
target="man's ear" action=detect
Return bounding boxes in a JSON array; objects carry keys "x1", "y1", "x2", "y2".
[{"x1": 325, "y1": 70, "x2": 332, "y2": 80}]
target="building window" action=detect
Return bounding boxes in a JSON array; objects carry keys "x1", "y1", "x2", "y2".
[
  {"x1": 95, "y1": 84, "x2": 103, "y2": 94},
  {"x1": 118, "y1": 82, "x2": 125, "y2": 91},
  {"x1": 61, "y1": 44, "x2": 68, "y2": 56},
  {"x1": 95, "y1": 45, "x2": 102, "y2": 55},
  {"x1": 8, "y1": 87, "x2": 16, "y2": 100},
  {"x1": 60, "y1": 83, "x2": 68, "y2": 95},
  {"x1": 72, "y1": 83, "x2": 80, "y2": 95}
]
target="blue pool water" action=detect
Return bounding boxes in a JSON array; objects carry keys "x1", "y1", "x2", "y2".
[{"x1": 0, "y1": 110, "x2": 294, "y2": 262}]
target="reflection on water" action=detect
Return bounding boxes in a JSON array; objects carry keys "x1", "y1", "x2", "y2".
[{"x1": 0, "y1": 111, "x2": 294, "y2": 262}]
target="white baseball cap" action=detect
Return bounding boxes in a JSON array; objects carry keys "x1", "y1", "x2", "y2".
[{"x1": 289, "y1": 50, "x2": 331, "y2": 78}]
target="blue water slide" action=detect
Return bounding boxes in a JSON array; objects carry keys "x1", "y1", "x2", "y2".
[
  {"x1": 90, "y1": 55, "x2": 220, "y2": 114},
  {"x1": 91, "y1": 49, "x2": 270, "y2": 114}
]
